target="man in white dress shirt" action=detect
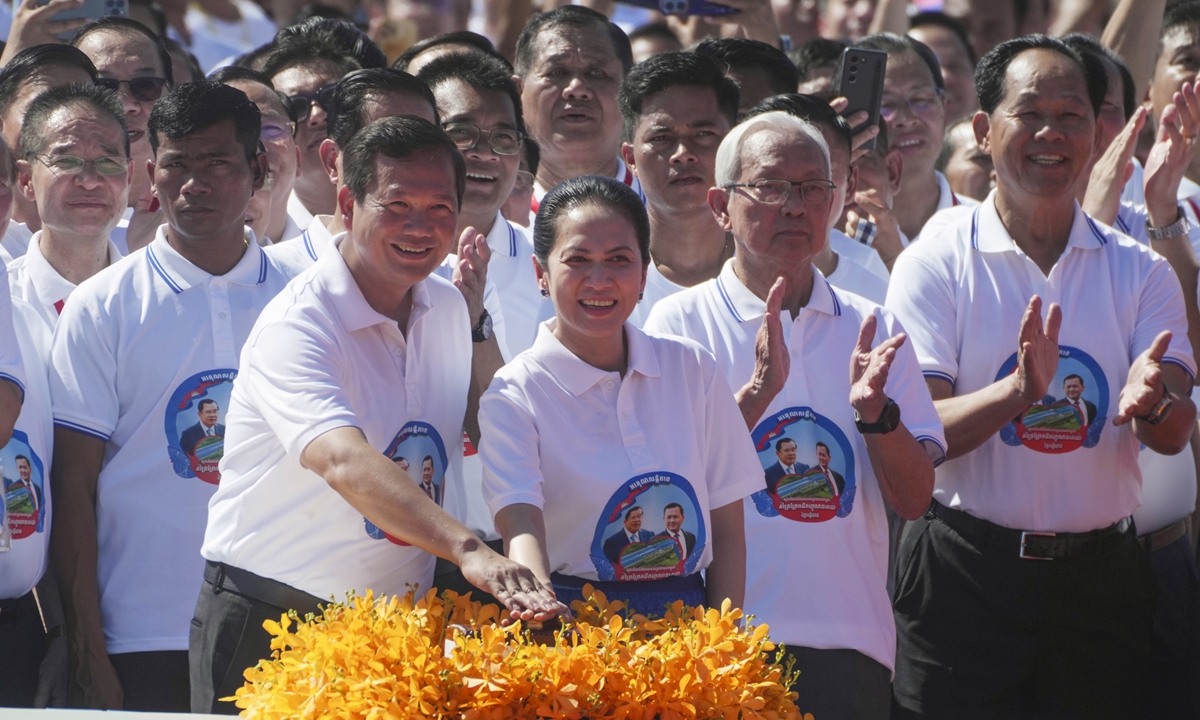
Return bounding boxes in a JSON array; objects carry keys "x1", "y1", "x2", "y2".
[
  {"x1": 10, "y1": 84, "x2": 128, "y2": 332},
  {"x1": 617, "y1": 51, "x2": 739, "y2": 328},
  {"x1": 515, "y1": 6, "x2": 643, "y2": 210}
]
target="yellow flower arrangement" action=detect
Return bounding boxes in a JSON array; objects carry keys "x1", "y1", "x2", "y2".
[{"x1": 229, "y1": 587, "x2": 810, "y2": 720}]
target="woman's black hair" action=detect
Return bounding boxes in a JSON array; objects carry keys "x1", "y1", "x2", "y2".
[{"x1": 533, "y1": 175, "x2": 650, "y2": 270}]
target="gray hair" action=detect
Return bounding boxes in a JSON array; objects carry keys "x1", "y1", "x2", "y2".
[{"x1": 714, "y1": 111, "x2": 831, "y2": 187}]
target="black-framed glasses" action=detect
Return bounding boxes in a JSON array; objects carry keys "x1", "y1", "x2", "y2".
[
  {"x1": 31, "y1": 154, "x2": 131, "y2": 176},
  {"x1": 443, "y1": 122, "x2": 525, "y2": 156},
  {"x1": 725, "y1": 178, "x2": 836, "y2": 206},
  {"x1": 287, "y1": 84, "x2": 337, "y2": 122},
  {"x1": 95, "y1": 76, "x2": 168, "y2": 102}
]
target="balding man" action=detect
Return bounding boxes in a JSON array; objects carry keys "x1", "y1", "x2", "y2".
[
  {"x1": 514, "y1": 5, "x2": 642, "y2": 212},
  {"x1": 646, "y1": 110, "x2": 942, "y2": 720},
  {"x1": 886, "y1": 36, "x2": 1197, "y2": 718}
]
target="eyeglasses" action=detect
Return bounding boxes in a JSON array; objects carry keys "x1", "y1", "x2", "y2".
[
  {"x1": 260, "y1": 120, "x2": 296, "y2": 142},
  {"x1": 512, "y1": 170, "x2": 534, "y2": 195},
  {"x1": 725, "y1": 178, "x2": 836, "y2": 206},
  {"x1": 443, "y1": 122, "x2": 525, "y2": 156},
  {"x1": 32, "y1": 154, "x2": 130, "y2": 176},
  {"x1": 94, "y1": 76, "x2": 168, "y2": 102},
  {"x1": 287, "y1": 84, "x2": 337, "y2": 122},
  {"x1": 880, "y1": 88, "x2": 945, "y2": 122}
]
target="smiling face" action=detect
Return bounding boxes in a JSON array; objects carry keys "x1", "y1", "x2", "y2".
[
  {"x1": 816, "y1": 443, "x2": 831, "y2": 468},
  {"x1": 623, "y1": 507, "x2": 644, "y2": 534},
  {"x1": 537, "y1": 201, "x2": 646, "y2": 347},
  {"x1": 625, "y1": 85, "x2": 730, "y2": 216},
  {"x1": 24, "y1": 104, "x2": 132, "y2": 243},
  {"x1": 908, "y1": 25, "x2": 978, "y2": 124},
  {"x1": 16, "y1": 457, "x2": 30, "y2": 481},
  {"x1": 881, "y1": 50, "x2": 946, "y2": 180},
  {"x1": 980, "y1": 48, "x2": 1097, "y2": 206},
  {"x1": 153, "y1": 119, "x2": 262, "y2": 245},
  {"x1": 341, "y1": 148, "x2": 460, "y2": 291},
  {"x1": 664, "y1": 506, "x2": 684, "y2": 533},
  {"x1": 433, "y1": 78, "x2": 521, "y2": 222},
  {"x1": 1151, "y1": 25, "x2": 1200, "y2": 124},
  {"x1": 776, "y1": 439, "x2": 797, "y2": 467},
  {"x1": 1064, "y1": 376, "x2": 1084, "y2": 401},
  {"x1": 520, "y1": 25, "x2": 625, "y2": 170}
]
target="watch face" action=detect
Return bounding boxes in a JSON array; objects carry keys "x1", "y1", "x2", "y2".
[{"x1": 884, "y1": 399, "x2": 901, "y2": 430}]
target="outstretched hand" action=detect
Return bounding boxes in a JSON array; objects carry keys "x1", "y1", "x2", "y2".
[
  {"x1": 1144, "y1": 81, "x2": 1200, "y2": 228},
  {"x1": 1114, "y1": 331, "x2": 1173, "y2": 426},
  {"x1": 1013, "y1": 296, "x2": 1062, "y2": 405},
  {"x1": 849, "y1": 313, "x2": 906, "y2": 423},
  {"x1": 458, "y1": 549, "x2": 568, "y2": 624}
]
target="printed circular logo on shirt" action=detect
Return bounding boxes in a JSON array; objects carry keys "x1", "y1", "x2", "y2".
[
  {"x1": 365, "y1": 421, "x2": 449, "y2": 546},
  {"x1": 3, "y1": 431, "x2": 45, "y2": 540},
  {"x1": 164, "y1": 369, "x2": 237, "y2": 485},
  {"x1": 995, "y1": 346, "x2": 1109, "y2": 454},
  {"x1": 590, "y1": 472, "x2": 706, "y2": 582},
  {"x1": 749, "y1": 407, "x2": 856, "y2": 522}
]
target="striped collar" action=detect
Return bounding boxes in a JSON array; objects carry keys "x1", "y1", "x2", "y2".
[
  {"x1": 483, "y1": 210, "x2": 519, "y2": 258},
  {"x1": 146, "y1": 226, "x2": 268, "y2": 294},
  {"x1": 713, "y1": 260, "x2": 841, "y2": 325},
  {"x1": 970, "y1": 197, "x2": 1107, "y2": 254}
]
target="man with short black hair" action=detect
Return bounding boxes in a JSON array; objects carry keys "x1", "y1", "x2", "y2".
[
  {"x1": 792, "y1": 37, "x2": 846, "y2": 96},
  {"x1": 49, "y1": 81, "x2": 300, "y2": 712},
  {"x1": 629, "y1": 22, "x2": 682, "y2": 65},
  {"x1": 11, "y1": 83, "x2": 129, "y2": 332},
  {"x1": 695, "y1": 37, "x2": 799, "y2": 119},
  {"x1": 394, "y1": 30, "x2": 505, "y2": 75},
  {"x1": 887, "y1": 36, "x2": 1196, "y2": 718},
  {"x1": 514, "y1": 6, "x2": 642, "y2": 211},
  {"x1": 0, "y1": 44, "x2": 97, "y2": 255}
]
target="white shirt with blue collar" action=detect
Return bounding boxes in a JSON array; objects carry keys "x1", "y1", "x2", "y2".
[{"x1": 48, "y1": 225, "x2": 302, "y2": 655}]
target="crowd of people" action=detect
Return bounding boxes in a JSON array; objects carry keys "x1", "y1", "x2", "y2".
[{"x1": 0, "y1": 0, "x2": 1198, "y2": 719}]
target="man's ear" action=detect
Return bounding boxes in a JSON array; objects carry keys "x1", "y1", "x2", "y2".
[
  {"x1": 620, "y1": 142, "x2": 636, "y2": 174},
  {"x1": 337, "y1": 184, "x2": 355, "y2": 230},
  {"x1": 251, "y1": 152, "x2": 268, "y2": 192},
  {"x1": 319, "y1": 138, "x2": 339, "y2": 185},
  {"x1": 147, "y1": 159, "x2": 157, "y2": 198},
  {"x1": 708, "y1": 186, "x2": 734, "y2": 233},
  {"x1": 885, "y1": 150, "x2": 904, "y2": 195},
  {"x1": 845, "y1": 165, "x2": 859, "y2": 210},
  {"x1": 15, "y1": 159, "x2": 33, "y2": 202},
  {"x1": 972, "y1": 110, "x2": 992, "y2": 155},
  {"x1": 513, "y1": 73, "x2": 523, "y2": 94}
]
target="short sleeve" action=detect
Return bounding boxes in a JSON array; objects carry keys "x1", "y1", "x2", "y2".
[
  {"x1": 0, "y1": 265, "x2": 25, "y2": 397},
  {"x1": 643, "y1": 299, "x2": 686, "y2": 338},
  {"x1": 236, "y1": 318, "x2": 360, "y2": 461},
  {"x1": 886, "y1": 252, "x2": 960, "y2": 387},
  {"x1": 479, "y1": 373, "x2": 546, "y2": 516},
  {"x1": 1133, "y1": 257, "x2": 1196, "y2": 382},
  {"x1": 700, "y1": 353, "x2": 765, "y2": 509},
  {"x1": 49, "y1": 296, "x2": 115, "y2": 439},
  {"x1": 877, "y1": 307, "x2": 947, "y2": 465}
]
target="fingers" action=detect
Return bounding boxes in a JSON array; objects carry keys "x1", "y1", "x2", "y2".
[
  {"x1": 854, "y1": 313, "x2": 876, "y2": 357},
  {"x1": 1146, "y1": 330, "x2": 1172, "y2": 364},
  {"x1": 765, "y1": 276, "x2": 786, "y2": 317},
  {"x1": 1043, "y1": 302, "x2": 1062, "y2": 344},
  {"x1": 1018, "y1": 296, "x2": 1043, "y2": 346},
  {"x1": 457, "y1": 226, "x2": 478, "y2": 256}
]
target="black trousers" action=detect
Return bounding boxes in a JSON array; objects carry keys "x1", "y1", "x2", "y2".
[
  {"x1": 109, "y1": 651, "x2": 190, "y2": 712},
  {"x1": 892, "y1": 506, "x2": 1156, "y2": 720},
  {"x1": 189, "y1": 561, "x2": 324, "y2": 715},
  {"x1": 1145, "y1": 533, "x2": 1200, "y2": 719},
  {"x1": 783, "y1": 645, "x2": 891, "y2": 720},
  {"x1": 0, "y1": 591, "x2": 47, "y2": 707}
]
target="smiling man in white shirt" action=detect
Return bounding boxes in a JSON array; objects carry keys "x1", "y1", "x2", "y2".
[
  {"x1": 885, "y1": 36, "x2": 1197, "y2": 719},
  {"x1": 48, "y1": 81, "x2": 297, "y2": 712},
  {"x1": 194, "y1": 116, "x2": 563, "y2": 715},
  {"x1": 646, "y1": 111, "x2": 943, "y2": 720},
  {"x1": 10, "y1": 84, "x2": 129, "y2": 332}
]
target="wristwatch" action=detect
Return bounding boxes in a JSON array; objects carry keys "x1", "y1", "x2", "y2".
[
  {"x1": 1146, "y1": 207, "x2": 1190, "y2": 241},
  {"x1": 855, "y1": 398, "x2": 901, "y2": 434},
  {"x1": 1138, "y1": 387, "x2": 1173, "y2": 426},
  {"x1": 472, "y1": 309, "x2": 492, "y2": 343}
]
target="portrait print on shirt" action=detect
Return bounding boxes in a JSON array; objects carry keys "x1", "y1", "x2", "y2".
[
  {"x1": 2, "y1": 431, "x2": 46, "y2": 540},
  {"x1": 590, "y1": 472, "x2": 706, "y2": 582},
  {"x1": 750, "y1": 407, "x2": 856, "y2": 522},
  {"x1": 365, "y1": 421, "x2": 448, "y2": 545},
  {"x1": 165, "y1": 369, "x2": 237, "y2": 485},
  {"x1": 996, "y1": 346, "x2": 1109, "y2": 453}
]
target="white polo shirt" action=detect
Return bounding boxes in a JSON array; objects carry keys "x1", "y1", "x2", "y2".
[
  {"x1": 898, "y1": 171, "x2": 981, "y2": 248},
  {"x1": 886, "y1": 194, "x2": 1195, "y2": 533},
  {"x1": 531, "y1": 157, "x2": 646, "y2": 210},
  {"x1": 286, "y1": 190, "x2": 315, "y2": 230},
  {"x1": 628, "y1": 262, "x2": 685, "y2": 329},
  {"x1": 645, "y1": 261, "x2": 945, "y2": 672},
  {"x1": 265, "y1": 214, "x2": 334, "y2": 269},
  {"x1": 480, "y1": 210, "x2": 546, "y2": 356},
  {"x1": 0, "y1": 298, "x2": 54, "y2": 600},
  {"x1": 480, "y1": 320, "x2": 762, "y2": 583},
  {"x1": 825, "y1": 252, "x2": 888, "y2": 305},
  {"x1": 48, "y1": 226, "x2": 300, "y2": 654},
  {"x1": 202, "y1": 240, "x2": 471, "y2": 600},
  {"x1": 8, "y1": 232, "x2": 124, "y2": 332},
  {"x1": 830, "y1": 228, "x2": 888, "y2": 281}
]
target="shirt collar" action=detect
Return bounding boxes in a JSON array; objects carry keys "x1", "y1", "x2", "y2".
[
  {"x1": 300, "y1": 215, "x2": 336, "y2": 262},
  {"x1": 320, "y1": 232, "x2": 434, "y2": 333},
  {"x1": 287, "y1": 190, "x2": 314, "y2": 228},
  {"x1": 25, "y1": 231, "x2": 124, "y2": 307},
  {"x1": 935, "y1": 171, "x2": 957, "y2": 211},
  {"x1": 714, "y1": 260, "x2": 840, "y2": 324},
  {"x1": 146, "y1": 225, "x2": 268, "y2": 293},
  {"x1": 484, "y1": 210, "x2": 518, "y2": 258},
  {"x1": 531, "y1": 318, "x2": 661, "y2": 397},
  {"x1": 972, "y1": 193, "x2": 1106, "y2": 255}
]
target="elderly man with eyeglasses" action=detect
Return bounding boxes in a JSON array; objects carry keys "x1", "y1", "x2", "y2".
[{"x1": 645, "y1": 111, "x2": 941, "y2": 720}]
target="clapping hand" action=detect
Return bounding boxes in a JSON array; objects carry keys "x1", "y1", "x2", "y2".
[
  {"x1": 1114, "y1": 331, "x2": 1172, "y2": 426},
  {"x1": 452, "y1": 227, "x2": 491, "y2": 326},
  {"x1": 1082, "y1": 107, "x2": 1145, "y2": 225},
  {"x1": 1144, "y1": 81, "x2": 1200, "y2": 228},
  {"x1": 1013, "y1": 296, "x2": 1062, "y2": 405},
  {"x1": 849, "y1": 313, "x2": 905, "y2": 423}
]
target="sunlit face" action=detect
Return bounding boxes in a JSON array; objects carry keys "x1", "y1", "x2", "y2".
[
  {"x1": 881, "y1": 51, "x2": 946, "y2": 177},
  {"x1": 519, "y1": 26, "x2": 625, "y2": 165},
  {"x1": 625, "y1": 85, "x2": 731, "y2": 215},
  {"x1": 943, "y1": 122, "x2": 993, "y2": 201},
  {"x1": 1064, "y1": 376, "x2": 1084, "y2": 401},
  {"x1": 199, "y1": 401, "x2": 219, "y2": 427},
  {"x1": 908, "y1": 24, "x2": 978, "y2": 124},
  {"x1": 17, "y1": 458, "x2": 30, "y2": 481},
  {"x1": 776, "y1": 439, "x2": 797, "y2": 466},
  {"x1": 664, "y1": 506, "x2": 684, "y2": 533},
  {"x1": 980, "y1": 49, "x2": 1098, "y2": 204},
  {"x1": 537, "y1": 201, "x2": 646, "y2": 345},
  {"x1": 623, "y1": 507, "x2": 644, "y2": 534},
  {"x1": 1150, "y1": 25, "x2": 1200, "y2": 124},
  {"x1": 422, "y1": 458, "x2": 434, "y2": 484},
  {"x1": 433, "y1": 79, "x2": 521, "y2": 219},
  {"x1": 272, "y1": 60, "x2": 343, "y2": 194},
  {"x1": 23, "y1": 105, "x2": 132, "y2": 242},
  {"x1": 817, "y1": 444, "x2": 831, "y2": 467},
  {"x1": 824, "y1": 0, "x2": 878, "y2": 41}
]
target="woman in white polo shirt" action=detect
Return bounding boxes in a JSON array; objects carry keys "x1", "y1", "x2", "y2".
[{"x1": 480, "y1": 176, "x2": 762, "y2": 617}]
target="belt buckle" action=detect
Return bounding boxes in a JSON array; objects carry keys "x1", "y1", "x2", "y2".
[{"x1": 1020, "y1": 531, "x2": 1056, "y2": 560}]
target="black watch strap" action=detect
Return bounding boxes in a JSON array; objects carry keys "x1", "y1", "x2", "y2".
[{"x1": 855, "y1": 398, "x2": 901, "y2": 434}]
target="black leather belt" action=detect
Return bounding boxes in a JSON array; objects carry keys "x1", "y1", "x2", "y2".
[
  {"x1": 0, "y1": 589, "x2": 37, "y2": 617},
  {"x1": 204, "y1": 561, "x2": 325, "y2": 615},
  {"x1": 927, "y1": 500, "x2": 1134, "y2": 560}
]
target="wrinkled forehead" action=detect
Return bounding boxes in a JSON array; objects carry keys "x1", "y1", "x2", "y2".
[
  {"x1": 999, "y1": 49, "x2": 1090, "y2": 108},
  {"x1": 531, "y1": 24, "x2": 621, "y2": 68},
  {"x1": 739, "y1": 126, "x2": 829, "y2": 179}
]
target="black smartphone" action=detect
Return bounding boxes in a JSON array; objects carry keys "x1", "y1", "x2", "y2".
[
  {"x1": 39, "y1": 0, "x2": 127, "y2": 39},
  {"x1": 835, "y1": 48, "x2": 887, "y2": 152},
  {"x1": 617, "y1": 0, "x2": 738, "y2": 17}
]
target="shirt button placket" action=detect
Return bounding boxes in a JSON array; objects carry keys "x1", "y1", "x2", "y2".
[{"x1": 210, "y1": 279, "x2": 237, "y2": 366}]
